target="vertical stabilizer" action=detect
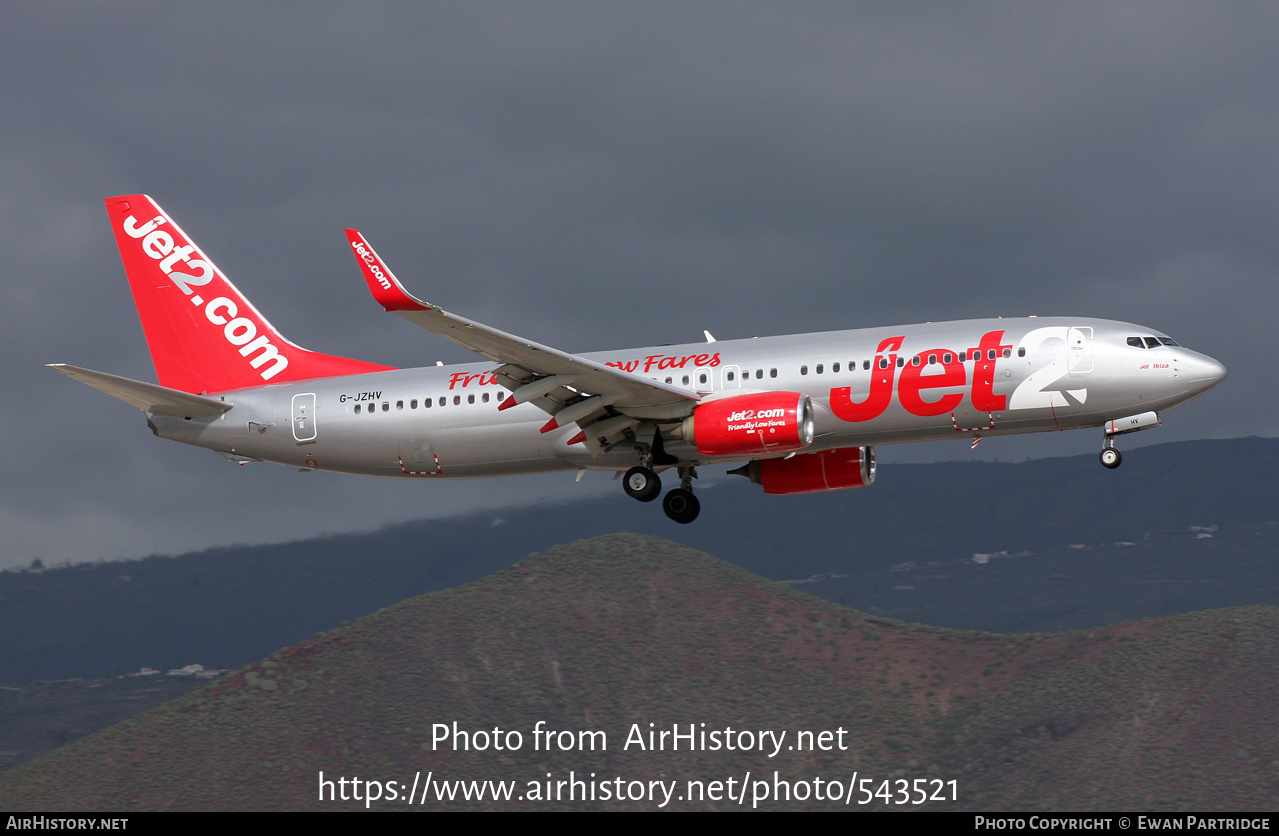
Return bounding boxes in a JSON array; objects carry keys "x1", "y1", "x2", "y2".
[{"x1": 106, "y1": 195, "x2": 392, "y2": 393}]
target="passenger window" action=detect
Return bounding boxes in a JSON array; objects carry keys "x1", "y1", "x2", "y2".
[
  {"x1": 396, "y1": 400, "x2": 404, "y2": 410},
  {"x1": 928, "y1": 354, "x2": 936, "y2": 365},
  {"x1": 682, "y1": 375, "x2": 690, "y2": 385},
  {"x1": 897, "y1": 357, "x2": 904, "y2": 367},
  {"x1": 410, "y1": 399, "x2": 417, "y2": 409},
  {"x1": 424, "y1": 398, "x2": 432, "y2": 408},
  {"x1": 987, "y1": 350, "x2": 996, "y2": 360},
  {"x1": 1017, "y1": 348, "x2": 1025, "y2": 358},
  {"x1": 483, "y1": 392, "x2": 490, "y2": 403},
  {"x1": 664, "y1": 376, "x2": 673, "y2": 384},
  {"x1": 770, "y1": 368, "x2": 777, "y2": 378},
  {"x1": 453, "y1": 396, "x2": 460, "y2": 405},
  {"x1": 727, "y1": 371, "x2": 736, "y2": 381},
  {"x1": 755, "y1": 369, "x2": 763, "y2": 379},
  {"x1": 800, "y1": 365, "x2": 808, "y2": 375},
  {"x1": 468, "y1": 394, "x2": 475, "y2": 404},
  {"x1": 832, "y1": 362, "x2": 840, "y2": 373},
  {"x1": 911, "y1": 356, "x2": 921, "y2": 366},
  {"x1": 354, "y1": 404, "x2": 361, "y2": 414},
  {"x1": 878, "y1": 358, "x2": 888, "y2": 369},
  {"x1": 496, "y1": 391, "x2": 505, "y2": 401},
  {"x1": 439, "y1": 397, "x2": 446, "y2": 407},
  {"x1": 816, "y1": 364, "x2": 824, "y2": 374},
  {"x1": 864, "y1": 360, "x2": 870, "y2": 370},
  {"x1": 699, "y1": 373, "x2": 708, "y2": 384},
  {"x1": 960, "y1": 351, "x2": 967, "y2": 361},
  {"x1": 943, "y1": 353, "x2": 952, "y2": 363},
  {"x1": 382, "y1": 402, "x2": 389, "y2": 412}
]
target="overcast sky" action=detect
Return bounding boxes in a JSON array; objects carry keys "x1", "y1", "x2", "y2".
[{"x1": 2, "y1": 3, "x2": 1275, "y2": 569}]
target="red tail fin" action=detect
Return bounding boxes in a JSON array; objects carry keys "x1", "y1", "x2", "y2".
[{"x1": 106, "y1": 195, "x2": 392, "y2": 393}]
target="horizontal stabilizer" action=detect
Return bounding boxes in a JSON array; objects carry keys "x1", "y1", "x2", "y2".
[{"x1": 47, "y1": 364, "x2": 233, "y2": 417}]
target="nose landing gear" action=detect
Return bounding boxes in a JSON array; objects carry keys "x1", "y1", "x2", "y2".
[
  {"x1": 1099, "y1": 436, "x2": 1122, "y2": 469},
  {"x1": 1098, "y1": 412, "x2": 1162, "y2": 469}
]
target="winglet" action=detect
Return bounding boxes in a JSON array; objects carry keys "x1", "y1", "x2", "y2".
[{"x1": 344, "y1": 230, "x2": 432, "y2": 312}]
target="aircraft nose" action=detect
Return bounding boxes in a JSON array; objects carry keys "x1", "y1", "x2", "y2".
[{"x1": 1187, "y1": 355, "x2": 1227, "y2": 392}]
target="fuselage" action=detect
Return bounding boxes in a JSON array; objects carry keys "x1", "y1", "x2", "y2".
[
  {"x1": 150, "y1": 316, "x2": 1226, "y2": 478},
  {"x1": 56, "y1": 194, "x2": 1231, "y2": 526}
]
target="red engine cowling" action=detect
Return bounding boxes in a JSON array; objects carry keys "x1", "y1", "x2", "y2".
[
  {"x1": 736, "y1": 446, "x2": 876, "y2": 495},
  {"x1": 679, "y1": 392, "x2": 814, "y2": 457}
]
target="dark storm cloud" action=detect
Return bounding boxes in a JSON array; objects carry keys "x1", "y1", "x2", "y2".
[{"x1": 1, "y1": 3, "x2": 1274, "y2": 567}]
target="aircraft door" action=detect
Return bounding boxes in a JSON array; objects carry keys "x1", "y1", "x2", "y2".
[
  {"x1": 1067, "y1": 327, "x2": 1094, "y2": 376},
  {"x1": 292, "y1": 393, "x2": 317, "y2": 443}
]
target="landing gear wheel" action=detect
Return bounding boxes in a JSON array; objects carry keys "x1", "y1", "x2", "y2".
[
  {"x1": 623, "y1": 466, "x2": 661, "y2": 502},
  {"x1": 1099, "y1": 447, "x2": 1122, "y2": 469},
  {"x1": 662, "y1": 488, "x2": 700, "y2": 524}
]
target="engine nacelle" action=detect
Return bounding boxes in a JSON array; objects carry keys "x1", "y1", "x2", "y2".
[
  {"x1": 734, "y1": 446, "x2": 877, "y2": 495},
  {"x1": 679, "y1": 392, "x2": 814, "y2": 457}
]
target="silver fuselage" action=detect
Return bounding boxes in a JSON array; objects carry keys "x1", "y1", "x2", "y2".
[{"x1": 150, "y1": 317, "x2": 1226, "y2": 478}]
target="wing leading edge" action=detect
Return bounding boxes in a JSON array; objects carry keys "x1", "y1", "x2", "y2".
[{"x1": 343, "y1": 231, "x2": 699, "y2": 431}]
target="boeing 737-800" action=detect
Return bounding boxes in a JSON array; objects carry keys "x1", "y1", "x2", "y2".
[{"x1": 50, "y1": 195, "x2": 1227, "y2": 523}]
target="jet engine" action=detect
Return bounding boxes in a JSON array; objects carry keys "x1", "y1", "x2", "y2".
[
  {"x1": 678, "y1": 392, "x2": 814, "y2": 457},
  {"x1": 731, "y1": 446, "x2": 876, "y2": 495}
]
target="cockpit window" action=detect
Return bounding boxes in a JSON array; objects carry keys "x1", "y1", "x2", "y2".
[{"x1": 1127, "y1": 335, "x2": 1177, "y2": 349}]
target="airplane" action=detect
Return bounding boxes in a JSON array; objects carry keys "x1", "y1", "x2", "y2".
[{"x1": 49, "y1": 195, "x2": 1228, "y2": 524}]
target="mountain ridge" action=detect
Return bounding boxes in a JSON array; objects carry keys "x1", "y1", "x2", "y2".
[
  {"x1": 3, "y1": 437, "x2": 1275, "y2": 683},
  {"x1": 1, "y1": 533, "x2": 1275, "y2": 811}
]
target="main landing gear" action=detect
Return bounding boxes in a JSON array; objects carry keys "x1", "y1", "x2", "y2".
[
  {"x1": 663, "y1": 466, "x2": 700, "y2": 524},
  {"x1": 621, "y1": 464, "x2": 700, "y2": 523},
  {"x1": 623, "y1": 465, "x2": 661, "y2": 502},
  {"x1": 1099, "y1": 435, "x2": 1122, "y2": 469},
  {"x1": 663, "y1": 488, "x2": 699, "y2": 524}
]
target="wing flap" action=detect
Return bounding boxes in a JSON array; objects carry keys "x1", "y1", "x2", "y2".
[{"x1": 48, "y1": 364, "x2": 233, "y2": 417}]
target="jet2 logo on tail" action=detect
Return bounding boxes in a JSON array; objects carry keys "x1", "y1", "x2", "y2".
[
  {"x1": 121, "y1": 213, "x2": 289, "y2": 381},
  {"x1": 123, "y1": 214, "x2": 214, "y2": 294},
  {"x1": 351, "y1": 239, "x2": 393, "y2": 291}
]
